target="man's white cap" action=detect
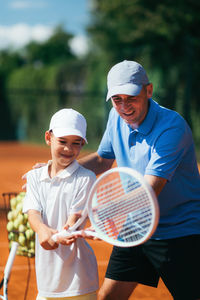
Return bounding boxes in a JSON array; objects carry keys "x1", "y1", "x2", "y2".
[
  {"x1": 49, "y1": 108, "x2": 88, "y2": 143},
  {"x1": 106, "y1": 60, "x2": 149, "y2": 101}
]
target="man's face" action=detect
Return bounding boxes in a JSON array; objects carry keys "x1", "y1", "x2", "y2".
[{"x1": 111, "y1": 84, "x2": 153, "y2": 127}]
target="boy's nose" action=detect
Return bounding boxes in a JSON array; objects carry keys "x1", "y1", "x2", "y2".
[{"x1": 64, "y1": 144, "x2": 73, "y2": 151}]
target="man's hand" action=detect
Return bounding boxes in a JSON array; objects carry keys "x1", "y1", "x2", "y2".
[
  {"x1": 21, "y1": 162, "x2": 48, "y2": 191},
  {"x1": 32, "y1": 162, "x2": 47, "y2": 169},
  {"x1": 81, "y1": 227, "x2": 101, "y2": 241}
]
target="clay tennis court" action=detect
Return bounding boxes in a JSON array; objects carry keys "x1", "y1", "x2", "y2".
[{"x1": 0, "y1": 142, "x2": 177, "y2": 299}]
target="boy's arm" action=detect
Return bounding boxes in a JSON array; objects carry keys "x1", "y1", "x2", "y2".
[
  {"x1": 56, "y1": 213, "x2": 83, "y2": 246},
  {"x1": 28, "y1": 209, "x2": 58, "y2": 250},
  {"x1": 64, "y1": 213, "x2": 82, "y2": 228}
]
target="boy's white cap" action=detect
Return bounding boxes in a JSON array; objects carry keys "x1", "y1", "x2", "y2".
[
  {"x1": 49, "y1": 108, "x2": 88, "y2": 143},
  {"x1": 106, "y1": 60, "x2": 149, "y2": 101}
]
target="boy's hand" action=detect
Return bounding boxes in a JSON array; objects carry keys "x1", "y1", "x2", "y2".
[
  {"x1": 56, "y1": 234, "x2": 78, "y2": 246},
  {"x1": 56, "y1": 225, "x2": 81, "y2": 246},
  {"x1": 38, "y1": 225, "x2": 59, "y2": 250}
]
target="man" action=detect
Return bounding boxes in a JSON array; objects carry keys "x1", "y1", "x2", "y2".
[{"x1": 79, "y1": 60, "x2": 200, "y2": 300}]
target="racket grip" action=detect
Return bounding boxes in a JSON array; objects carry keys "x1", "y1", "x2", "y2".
[
  {"x1": 51, "y1": 230, "x2": 69, "y2": 242},
  {"x1": 52, "y1": 229, "x2": 99, "y2": 242},
  {"x1": 82, "y1": 230, "x2": 99, "y2": 238},
  {"x1": 4, "y1": 242, "x2": 19, "y2": 279}
]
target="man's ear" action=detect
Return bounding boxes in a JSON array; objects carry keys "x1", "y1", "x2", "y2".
[
  {"x1": 146, "y1": 83, "x2": 153, "y2": 98},
  {"x1": 81, "y1": 139, "x2": 85, "y2": 147},
  {"x1": 45, "y1": 131, "x2": 51, "y2": 146}
]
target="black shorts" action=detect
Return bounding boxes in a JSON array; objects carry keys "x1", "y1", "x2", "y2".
[{"x1": 105, "y1": 235, "x2": 200, "y2": 300}]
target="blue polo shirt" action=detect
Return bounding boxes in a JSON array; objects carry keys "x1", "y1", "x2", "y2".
[{"x1": 97, "y1": 98, "x2": 200, "y2": 239}]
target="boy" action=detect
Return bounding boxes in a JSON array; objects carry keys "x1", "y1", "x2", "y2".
[{"x1": 23, "y1": 108, "x2": 99, "y2": 300}]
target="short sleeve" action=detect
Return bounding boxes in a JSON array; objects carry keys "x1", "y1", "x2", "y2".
[
  {"x1": 97, "y1": 109, "x2": 115, "y2": 159},
  {"x1": 69, "y1": 170, "x2": 96, "y2": 215},
  {"x1": 23, "y1": 171, "x2": 42, "y2": 213},
  {"x1": 145, "y1": 122, "x2": 191, "y2": 181}
]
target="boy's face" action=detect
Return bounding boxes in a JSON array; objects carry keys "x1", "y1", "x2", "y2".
[{"x1": 45, "y1": 131, "x2": 84, "y2": 170}]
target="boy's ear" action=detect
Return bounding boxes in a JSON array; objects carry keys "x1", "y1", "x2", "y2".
[{"x1": 45, "y1": 131, "x2": 51, "y2": 145}]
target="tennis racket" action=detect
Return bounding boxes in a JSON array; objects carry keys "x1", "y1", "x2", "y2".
[
  {"x1": 0, "y1": 242, "x2": 19, "y2": 300},
  {"x1": 52, "y1": 167, "x2": 159, "y2": 247}
]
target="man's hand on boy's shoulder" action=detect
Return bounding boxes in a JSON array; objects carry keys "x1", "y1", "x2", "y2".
[
  {"x1": 33, "y1": 162, "x2": 48, "y2": 169},
  {"x1": 21, "y1": 161, "x2": 49, "y2": 191}
]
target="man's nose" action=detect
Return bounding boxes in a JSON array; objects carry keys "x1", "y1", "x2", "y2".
[{"x1": 122, "y1": 100, "x2": 131, "y2": 110}]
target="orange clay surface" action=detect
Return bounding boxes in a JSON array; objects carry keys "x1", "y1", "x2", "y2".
[{"x1": 1, "y1": 141, "x2": 193, "y2": 299}]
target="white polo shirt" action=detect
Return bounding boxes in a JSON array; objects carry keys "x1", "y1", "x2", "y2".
[{"x1": 23, "y1": 160, "x2": 99, "y2": 298}]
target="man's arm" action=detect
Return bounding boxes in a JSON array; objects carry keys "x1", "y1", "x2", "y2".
[
  {"x1": 78, "y1": 152, "x2": 114, "y2": 175},
  {"x1": 79, "y1": 153, "x2": 167, "y2": 195},
  {"x1": 144, "y1": 174, "x2": 167, "y2": 196},
  {"x1": 28, "y1": 209, "x2": 58, "y2": 250}
]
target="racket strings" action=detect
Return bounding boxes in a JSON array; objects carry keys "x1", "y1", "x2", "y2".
[
  {"x1": 95, "y1": 183, "x2": 151, "y2": 220},
  {"x1": 92, "y1": 176, "x2": 154, "y2": 242},
  {"x1": 97, "y1": 178, "x2": 140, "y2": 205},
  {"x1": 96, "y1": 210, "x2": 153, "y2": 242},
  {"x1": 95, "y1": 191, "x2": 150, "y2": 221},
  {"x1": 100, "y1": 209, "x2": 152, "y2": 237}
]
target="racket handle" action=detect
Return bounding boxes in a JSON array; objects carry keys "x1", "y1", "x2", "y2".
[
  {"x1": 51, "y1": 230, "x2": 69, "y2": 242},
  {"x1": 52, "y1": 229, "x2": 99, "y2": 242},
  {"x1": 81, "y1": 230, "x2": 99, "y2": 238},
  {"x1": 4, "y1": 242, "x2": 19, "y2": 280}
]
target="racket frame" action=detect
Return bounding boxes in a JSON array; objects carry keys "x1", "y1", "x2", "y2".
[
  {"x1": 86, "y1": 167, "x2": 159, "y2": 247},
  {"x1": 0, "y1": 241, "x2": 19, "y2": 300}
]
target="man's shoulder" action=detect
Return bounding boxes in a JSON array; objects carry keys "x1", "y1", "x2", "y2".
[{"x1": 152, "y1": 99, "x2": 186, "y2": 127}]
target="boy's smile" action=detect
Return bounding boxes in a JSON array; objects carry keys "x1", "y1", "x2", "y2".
[{"x1": 45, "y1": 131, "x2": 84, "y2": 177}]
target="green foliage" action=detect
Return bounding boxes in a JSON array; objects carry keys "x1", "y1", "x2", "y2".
[
  {"x1": 0, "y1": 51, "x2": 25, "y2": 75},
  {"x1": 0, "y1": 50, "x2": 25, "y2": 139},
  {"x1": 5, "y1": 59, "x2": 106, "y2": 146},
  {"x1": 25, "y1": 26, "x2": 75, "y2": 65},
  {"x1": 1, "y1": 26, "x2": 98, "y2": 143},
  {"x1": 6, "y1": 65, "x2": 61, "y2": 142},
  {"x1": 87, "y1": 0, "x2": 200, "y2": 152},
  {"x1": 1, "y1": 3, "x2": 200, "y2": 156}
]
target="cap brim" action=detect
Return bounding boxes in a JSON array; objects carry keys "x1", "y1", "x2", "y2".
[
  {"x1": 106, "y1": 83, "x2": 142, "y2": 101},
  {"x1": 52, "y1": 128, "x2": 88, "y2": 143}
]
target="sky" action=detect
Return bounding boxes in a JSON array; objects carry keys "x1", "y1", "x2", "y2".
[{"x1": 0, "y1": 0, "x2": 90, "y2": 56}]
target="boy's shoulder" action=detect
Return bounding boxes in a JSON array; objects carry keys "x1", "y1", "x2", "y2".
[
  {"x1": 26, "y1": 164, "x2": 47, "y2": 180},
  {"x1": 77, "y1": 164, "x2": 96, "y2": 181}
]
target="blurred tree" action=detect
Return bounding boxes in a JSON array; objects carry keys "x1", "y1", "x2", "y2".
[
  {"x1": 0, "y1": 51, "x2": 25, "y2": 139},
  {"x1": 2, "y1": 26, "x2": 87, "y2": 142},
  {"x1": 87, "y1": 0, "x2": 200, "y2": 133},
  {"x1": 25, "y1": 26, "x2": 75, "y2": 65}
]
